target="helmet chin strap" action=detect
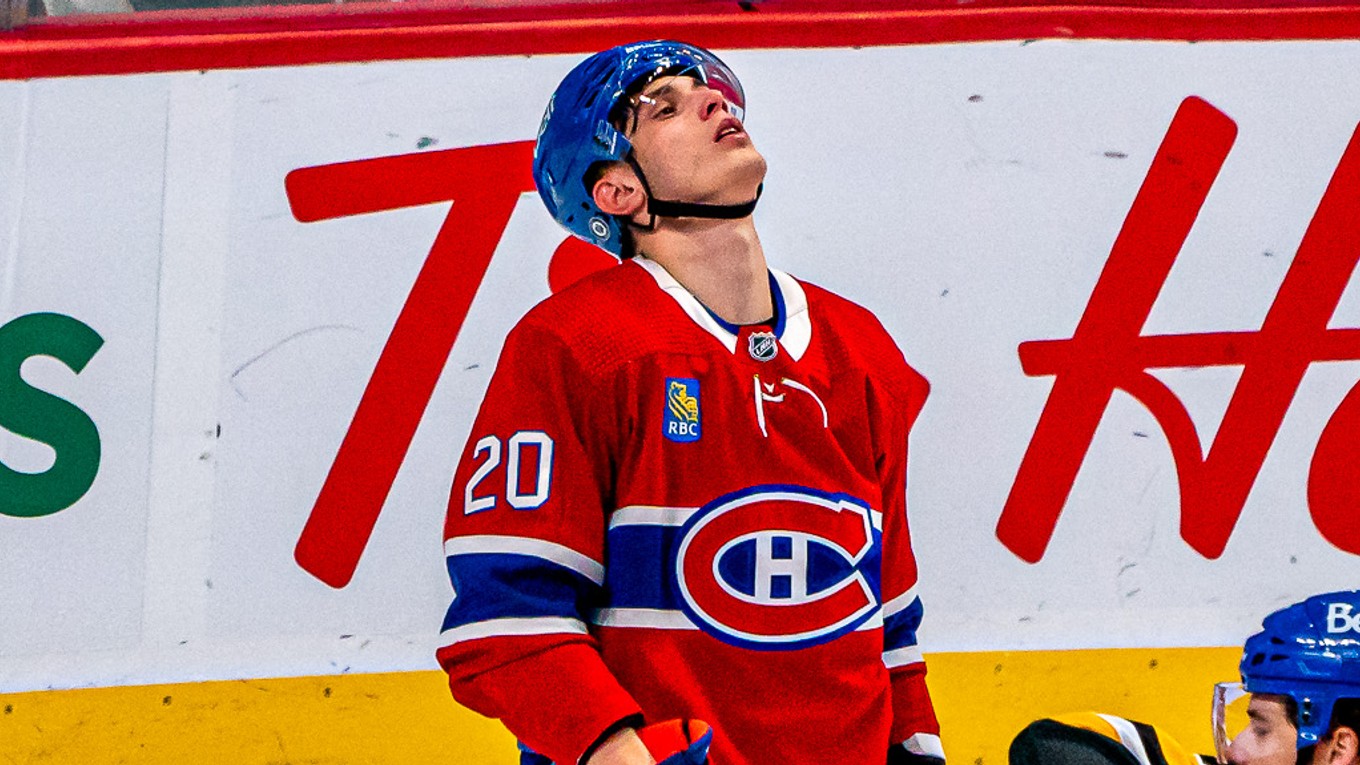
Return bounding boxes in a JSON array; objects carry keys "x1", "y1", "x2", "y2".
[
  {"x1": 626, "y1": 156, "x2": 762, "y2": 231},
  {"x1": 647, "y1": 189, "x2": 762, "y2": 220}
]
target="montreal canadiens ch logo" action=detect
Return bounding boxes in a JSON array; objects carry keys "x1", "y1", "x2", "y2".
[{"x1": 674, "y1": 485, "x2": 881, "y2": 651}]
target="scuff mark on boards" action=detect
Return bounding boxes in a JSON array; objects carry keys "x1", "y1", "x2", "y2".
[
  {"x1": 274, "y1": 730, "x2": 289, "y2": 758},
  {"x1": 230, "y1": 325, "x2": 360, "y2": 401}
]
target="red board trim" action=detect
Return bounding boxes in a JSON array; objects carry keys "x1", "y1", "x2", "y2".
[{"x1": 4, "y1": 2, "x2": 1360, "y2": 80}]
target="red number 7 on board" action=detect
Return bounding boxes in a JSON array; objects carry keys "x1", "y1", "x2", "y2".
[{"x1": 285, "y1": 141, "x2": 535, "y2": 588}]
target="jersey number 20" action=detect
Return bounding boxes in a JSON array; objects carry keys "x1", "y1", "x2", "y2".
[{"x1": 464, "y1": 431, "x2": 555, "y2": 514}]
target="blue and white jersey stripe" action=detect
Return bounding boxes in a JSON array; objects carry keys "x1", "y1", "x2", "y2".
[
  {"x1": 882, "y1": 586, "x2": 925, "y2": 668},
  {"x1": 439, "y1": 617, "x2": 589, "y2": 650},
  {"x1": 439, "y1": 506, "x2": 914, "y2": 650},
  {"x1": 444, "y1": 535, "x2": 604, "y2": 584},
  {"x1": 440, "y1": 535, "x2": 603, "y2": 647}
]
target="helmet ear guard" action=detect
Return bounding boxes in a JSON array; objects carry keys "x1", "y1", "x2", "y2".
[{"x1": 532, "y1": 40, "x2": 758, "y2": 258}]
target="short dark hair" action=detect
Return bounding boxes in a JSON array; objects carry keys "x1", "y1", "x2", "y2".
[
  {"x1": 1329, "y1": 698, "x2": 1360, "y2": 737},
  {"x1": 584, "y1": 160, "x2": 612, "y2": 198}
]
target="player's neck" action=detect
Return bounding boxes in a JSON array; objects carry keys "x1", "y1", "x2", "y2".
[{"x1": 636, "y1": 217, "x2": 772, "y2": 326}]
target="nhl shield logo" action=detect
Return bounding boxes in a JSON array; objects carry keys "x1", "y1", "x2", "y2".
[{"x1": 748, "y1": 331, "x2": 778, "y2": 362}]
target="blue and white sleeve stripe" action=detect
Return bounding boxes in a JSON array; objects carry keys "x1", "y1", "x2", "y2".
[
  {"x1": 882, "y1": 587, "x2": 925, "y2": 669},
  {"x1": 439, "y1": 535, "x2": 603, "y2": 648}
]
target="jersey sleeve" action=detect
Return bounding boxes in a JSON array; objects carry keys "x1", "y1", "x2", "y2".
[
  {"x1": 436, "y1": 318, "x2": 641, "y2": 765},
  {"x1": 874, "y1": 360, "x2": 946, "y2": 761}
]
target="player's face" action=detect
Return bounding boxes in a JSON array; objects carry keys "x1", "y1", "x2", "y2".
[
  {"x1": 623, "y1": 74, "x2": 766, "y2": 207},
  {"x1": 1223, "y1": 695, "x2": 1301, "y2": 765}
]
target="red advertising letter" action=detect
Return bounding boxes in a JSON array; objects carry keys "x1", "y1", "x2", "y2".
[
  {"x1": 998, "y1": 97, "x2": 1360, "y2": 562},
  {"x1": 286, "y1": 142, "x2": 535, "y2": 587}
]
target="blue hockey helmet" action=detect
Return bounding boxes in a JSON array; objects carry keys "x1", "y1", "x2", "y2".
[
  {"x1": 1236, "y1": 591, "x2": 1360, "y2": 748},
  {"x1": 532, "y1": 40, "x2": 748, "y2": 256}
]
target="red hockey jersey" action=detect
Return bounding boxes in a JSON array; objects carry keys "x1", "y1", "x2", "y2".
[{"x1": 437, "y1": 257, "x2": 941, "y2": 765}]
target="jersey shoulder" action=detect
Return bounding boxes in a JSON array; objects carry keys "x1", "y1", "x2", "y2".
[
  {"x1": 503, "y1": 260, "x2": 694, "y2": 377},
  {"x1": 799, "y1": 279, "x2": 929, "y2": 404}
]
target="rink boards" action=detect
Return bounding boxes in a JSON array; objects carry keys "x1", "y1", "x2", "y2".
[{"x1": 2, "y1": 6, "x2": 1360, "y2": 763}]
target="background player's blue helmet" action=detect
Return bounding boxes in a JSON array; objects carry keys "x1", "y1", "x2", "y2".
[
  {"x1": 1240, "y1": 590, "x2": 1360, "y2": 747},
  {"x1": 532, "y1": 40, "x2": 747, "y2": 256}
]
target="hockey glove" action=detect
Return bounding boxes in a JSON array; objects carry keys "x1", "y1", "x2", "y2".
[{"x1": 637, "y1": 719, "x2": 713, "y2": 765}]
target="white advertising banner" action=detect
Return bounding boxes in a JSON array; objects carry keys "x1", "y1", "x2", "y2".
[
  {"x1": 0, "y1": 77, "x2": 164, "y2": 663},
  {"x1": 1, "y1": 40, "x2": 1358, "y2": 692}
]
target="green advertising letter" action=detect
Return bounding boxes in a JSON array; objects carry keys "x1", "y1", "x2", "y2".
[{"x1": 0, "y1": 313, "x2": 104, "y2": 518}]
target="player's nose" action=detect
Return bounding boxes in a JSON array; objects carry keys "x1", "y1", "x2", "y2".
[{"x1": 699, "y1": 88, "x2": 727, "y2": 119}]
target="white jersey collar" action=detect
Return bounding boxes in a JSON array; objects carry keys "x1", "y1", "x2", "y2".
[{"x1": 631, "y1": 256, "x2": 811, "y2": 361}]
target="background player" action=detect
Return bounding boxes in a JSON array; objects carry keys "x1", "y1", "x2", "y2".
[
  {"x1": 437, "y1": 40, "x2": 945, "y2": 765},
  {"x1": 1215, "y1": 590, "x2": 1360, "y2": 765}
]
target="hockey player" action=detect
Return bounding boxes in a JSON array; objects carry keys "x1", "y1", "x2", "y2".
[
  {"x1": 1010, "y1": 711, "x2": 1210, "y2": 765},
  {"x1": 437, "y1": 40, "x2": 944, "y2": 765},
  {"x1": 1215, "y1": 591, "x2": 1360, "y2": 765}
]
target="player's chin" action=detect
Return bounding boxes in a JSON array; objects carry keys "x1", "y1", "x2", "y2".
[{"x1": 711, "y1": 152, "x2": 766, "y2": 193}]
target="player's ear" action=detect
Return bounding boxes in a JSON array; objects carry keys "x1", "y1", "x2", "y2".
[
  {"x1": 592, "y1": 163, "x2": 646, "y2": 217},
  {"x1": 1323, "y1": 725, "x2": 1359, "y2": 765}
]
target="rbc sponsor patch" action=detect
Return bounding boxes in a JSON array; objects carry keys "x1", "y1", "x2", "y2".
[{"x1": 665, "y1": 378, "x2": 701, "y2": 443}]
